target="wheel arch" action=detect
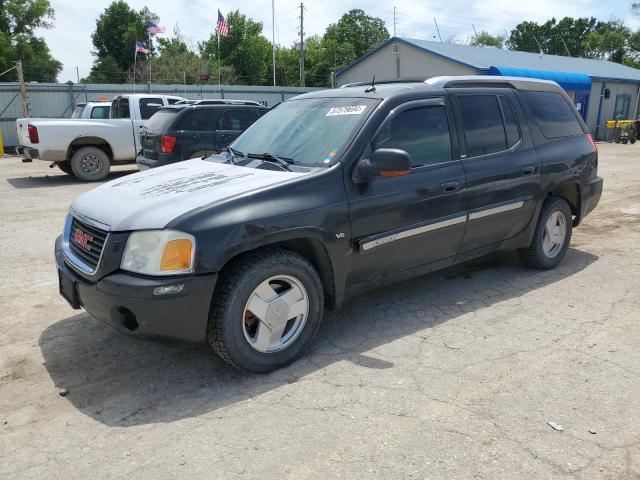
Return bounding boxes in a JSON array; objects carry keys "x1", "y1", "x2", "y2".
[
  {"x1": 217, "y1": 236, "x2": 338, "y2": 309},
  {"x1": 67, "y1": 137, "x2": 114, "y2": 161},
  {"x1": 547, "y1": 181, "x2": 580, "y2": 223}
]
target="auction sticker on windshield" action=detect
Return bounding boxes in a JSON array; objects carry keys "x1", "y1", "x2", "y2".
[{"x1": 325, "y1": 105, "x2": 367, "y2": 116}]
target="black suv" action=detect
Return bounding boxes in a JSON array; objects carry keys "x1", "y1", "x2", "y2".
[
  {"x1": 136, "y1": 101, "x2": 268, "y2": 169},
  {"x1": 56, "y1": 76, "x2": 602, "y2": 373}
]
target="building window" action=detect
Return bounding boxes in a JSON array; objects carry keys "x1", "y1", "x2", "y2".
[{"x1": 614, "y1": 94, "x2": 631, "y2": 120}]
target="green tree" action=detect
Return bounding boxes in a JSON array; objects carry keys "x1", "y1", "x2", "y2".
[
  {"x1": 200, "y1": 10, "x2": 271, "y2": 85},
  {"x1": 324, "y1": 9, "x2": 389, "y2": 60},
  {"x1": 509, "y1": 17, "x2": 597, "y2": 57},
  {"x1": 0, "y1": 0, "x2": 61, "y2": 82},
  {"x1": 87, "y1": 1, "x2": 157, "y2": 83},
  {"x1": 470, "y1": 31, "x2": 505, "y2": 48},
  {"x1": 140, "y1": 29, "x2": 207, "y2": 84},
  {"x1": 584, "y1": 20, "x2": 630, "y2": 63},
  {"x1": 81, "y1": 54, "x2": 122, "y2": 83}
]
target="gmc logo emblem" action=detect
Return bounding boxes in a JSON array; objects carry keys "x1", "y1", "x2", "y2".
[{"x1": 72, "y1": 228, "x2": 93, "y2": 251}]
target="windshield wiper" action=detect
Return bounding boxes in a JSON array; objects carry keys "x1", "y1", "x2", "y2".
[
  {"x1": 247, "y1": 152, "x2": 294, "y2": 171},
  {"x1": 219, "y1": 146, "x2": 245, "y2": 164}
]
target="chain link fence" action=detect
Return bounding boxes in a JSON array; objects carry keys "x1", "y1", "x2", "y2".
[{"x1": 0, "y1": 82, "x2": 320, "y2": 150}]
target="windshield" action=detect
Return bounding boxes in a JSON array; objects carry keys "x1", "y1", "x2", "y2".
[{"x1": 227, "y1": 97, "x2": 378, "y2": 167}]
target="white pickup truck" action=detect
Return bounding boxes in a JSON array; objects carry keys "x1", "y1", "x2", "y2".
[
  {"x1": 70, "y1": 102, "x2": 111, "y2": 119},
  {"x1": 16, "y1": 94, "x2": 184, "y2": 181}
]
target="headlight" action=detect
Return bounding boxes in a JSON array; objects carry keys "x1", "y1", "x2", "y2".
[{"x1": 121, "y1": 230, "x2": 195, "y2": 276}]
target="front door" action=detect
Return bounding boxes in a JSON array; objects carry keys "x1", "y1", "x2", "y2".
[
  {"x1": 451, "y1": 90, "x2": 540, "y2": 252},
  {"x1": 348, "y1": 98, "x2": 468, "y2": 286}
]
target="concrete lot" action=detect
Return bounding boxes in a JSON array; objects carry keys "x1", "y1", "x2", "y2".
[{"x1": 0, "y1": 146, "x2": 639, "y2": 479}]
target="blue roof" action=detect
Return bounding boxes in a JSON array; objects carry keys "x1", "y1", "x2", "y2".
[
  {"x1": 488, "y1": 66, "x2": 592, "y2": 91},
  {"x1": 338, "y1": 37, "x2": 640, "y2": 83}
]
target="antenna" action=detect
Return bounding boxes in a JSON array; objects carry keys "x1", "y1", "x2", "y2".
[
  {"x1": 561, "y1": 37, "x2": 571, "y2": 56},
  {"x1": 533, "y1": 35, "x2": 544, "y2": 57},
  {"x1": 434, "y1": 18, "x2": 443, "y2": 43},
  {"x1": 365, "y1": 75, "x2": 376, "y2": 92}
]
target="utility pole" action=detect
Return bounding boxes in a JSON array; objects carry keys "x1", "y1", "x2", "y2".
[
  {"x1": 272, "y1": 0, "x2": 277, "y2": 86},
  {"x1": 393, "y1": 6, "x2": 397, "y2": 37},
  {"x1": 393, "y1": 7, "x2": 400, "y2": 78},
  {"x1": 299, "y1": 2, "x2": 305, "y2": 87},
  {"x1": 16, "y1": 61, "x2": 30, "y2": 117}
]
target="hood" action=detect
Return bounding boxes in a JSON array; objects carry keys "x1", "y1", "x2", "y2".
[{"x1": 71, "y1": 159, "x2": 307, "y2": 231}]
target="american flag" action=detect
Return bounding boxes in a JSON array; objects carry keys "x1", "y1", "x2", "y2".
[
  {"x1": 147, "y1": 21, "x2": 165, "y2": 35},
  {"x1": 135, "y1": 41, "x2": 149, "y2": 54},
  {"x1": 217, "y1": 10, "x2": 229, "y2": 37}
]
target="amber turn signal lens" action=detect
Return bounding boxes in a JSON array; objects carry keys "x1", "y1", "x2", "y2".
[
  {"x1": 160, "y1": 239, "x2": 193, "y2": 271},
  {"x1": 379, "y1": 169, "x2": 411, "y2": 177}
]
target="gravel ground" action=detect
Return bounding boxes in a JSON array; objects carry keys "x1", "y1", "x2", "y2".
[{"x1": 0, "y1": 146, "x2": 639, "y2": 480}]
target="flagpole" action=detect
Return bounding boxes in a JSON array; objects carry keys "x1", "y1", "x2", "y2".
[
  {"x1": 217, "y1": 28, "x2": 221, "y2": 96},
  {"x1": 148, "y1": 31, "x2": 152, "y2": 91},
  {"x1": 133, "y1": 47, "x2": 137, "y2": 94}
]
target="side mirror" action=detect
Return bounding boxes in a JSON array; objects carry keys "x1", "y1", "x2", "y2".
[{"x1": 353, "y1": 148, "x2": 412, "y2": 183}]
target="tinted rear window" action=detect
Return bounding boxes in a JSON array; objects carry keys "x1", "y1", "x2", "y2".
[
  {"x1": 499, "y1": 96, "x2": 521, "y2": 148},
  {"x1": 111, "y1": 98, "x2": 130, "y2": 119},
  {"x1": 458, "y1": 95, "x2": 507, "y2": 157},
  {"x1": 219, "y1": 109, "x2": 256, "y2": 130},
  {"x1": 178, "y1": 109, "x2": 211, "y2": 131},
  {"x1": 145, "y1": 109, "x2": 180, "y2": 131},
  {"x1": 139, "y1": 97, "x2": 165, "y2": 120},
  {"x1": 521, "y1": 91, "x2": 584, "y2": 139}
]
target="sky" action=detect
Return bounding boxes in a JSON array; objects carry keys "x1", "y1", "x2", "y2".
[{"x1": 41, "y1": 0, "x2": 640, "y2": 82}]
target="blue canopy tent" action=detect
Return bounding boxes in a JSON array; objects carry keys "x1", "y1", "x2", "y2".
[{"x1": 488, "y1": 66, "x2": 592, "y2": 92}]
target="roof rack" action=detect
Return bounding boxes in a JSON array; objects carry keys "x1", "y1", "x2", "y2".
[
  {"x1": 174, "y1": 99, "x2": 262, "y2": 106},
  {"x1": 424, "y1": 75, "x2": 561, "y2": 91},
  {"x1": 339, "y1": 77, "x2": 428, "y2": 88}
]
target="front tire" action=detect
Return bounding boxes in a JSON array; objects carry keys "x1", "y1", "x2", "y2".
[
  {"x1": 70, "y1": 147, "x2": 111, "y2": 182},
  {"x1": 208, "y1": 249, "x2": 324, "y2": 373},
  {"x1": 519, "y1": 197, "x2": 572, "y2": 270}
]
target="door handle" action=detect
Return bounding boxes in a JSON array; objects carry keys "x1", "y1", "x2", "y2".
[
  {"x1": 521, "y1": 165, "x2": 536, "y2": 175},
  {"x1": 442, "y1": 181, "x2": 462, "y2": 192}
]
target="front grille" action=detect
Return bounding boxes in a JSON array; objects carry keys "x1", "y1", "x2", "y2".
[{"x1": 69, "y1": 217, "x2": 108, "y2": 271}]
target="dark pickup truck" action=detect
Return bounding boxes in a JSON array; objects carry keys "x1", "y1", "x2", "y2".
[{"x1": 56, "y1": 75, "x2": 602, "y2": 373}]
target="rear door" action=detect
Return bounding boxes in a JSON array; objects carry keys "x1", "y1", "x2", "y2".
[
  {"x1": 348, "y1": 97, "x2": 468, "y2": 285},
  {"x1": 215, "y1": 108, "x2": 258, "y2": 149},
  {"x1": 174, "y1": 108, "x2": 210, "y2": 159},
  {"x1": 451, "y1": 89, "x2": 540, "y2": 252}
]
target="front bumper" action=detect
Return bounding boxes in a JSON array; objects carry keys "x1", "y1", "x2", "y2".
[
  {"x1": 55, "y1": 236, "x2": 217, "y2": 344},
  {"x1": 578, "y1": 176, "x2": 603, "y2": 224}
]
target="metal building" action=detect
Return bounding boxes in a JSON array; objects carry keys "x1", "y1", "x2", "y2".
[{"x1": 336, "y1": 37, "x2": 640, "y2": 140}]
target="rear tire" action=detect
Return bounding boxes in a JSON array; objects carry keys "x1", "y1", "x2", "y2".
[
  {"x1": 57, "y1": 162, "x2": 74, "y2": 176},
  {"x1": 519, "y1": 197, "x2": 572, "y2": 270},
  {"x1": 70, "y1": 147, "x2": 111, "y2": 182},
  {"x1": 208, "y1": 249, "x2": 324, "y2": 373}
]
